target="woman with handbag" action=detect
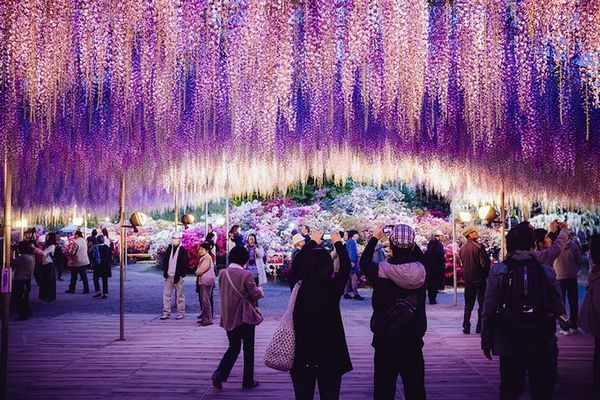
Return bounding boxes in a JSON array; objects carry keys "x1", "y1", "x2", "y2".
[
  {"x1": 212, "y1": 245, "x2": 264, "y2": 390},
  {"x1": 289, "y1": 230, "x2": 352, "y2": 400},
  {"x1": 359, "y1": 225, "x2": 427, "y2": 400}
]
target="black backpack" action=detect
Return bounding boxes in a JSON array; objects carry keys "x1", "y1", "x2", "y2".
[
  {"x1": 52, "y1": 245, "x2": 66, "y2": 268},
  {"x1": 496, "y1": 258, "x2": 556, "y2": 349}
]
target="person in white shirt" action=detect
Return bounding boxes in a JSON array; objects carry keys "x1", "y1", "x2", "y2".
[
  {"x1": 161, "y1": 231, "x2": 190, "y2": 320},
  {"x1": 66, "y1": 230, "x2": 90, "y2": 294}
]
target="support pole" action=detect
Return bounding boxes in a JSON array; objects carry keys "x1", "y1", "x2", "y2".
[
  {"x1": 19, "y1": 209, "x2": 23, "y2": 241},
  {"x1": 1, "y1": 156, "x2": 12, "y2": 400},
  {"x1": 119, "y1": 176, "x2": 125, "y2": 341},
  {"x1": 174, "y1": 189, "x2": 179, "y2": 229},
  {"x1": 204, "y1": 199, "x2": 208, "y2": 235},
  {"x1": 500, "y1": 189, "x2": 506, "y2": 261},
  {"x1": 452, "y1": 212, "x2": 458, "y2": 307},
  {"x1": 225, "y1": 196, "x2": 230, "y2": 267}
]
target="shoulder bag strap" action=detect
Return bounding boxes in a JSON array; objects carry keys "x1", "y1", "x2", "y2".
[{"x1": 225, "y1": 269, "x2": 260, "y2": 313}]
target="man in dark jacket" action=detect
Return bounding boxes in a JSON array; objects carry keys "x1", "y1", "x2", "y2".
[
  {"x1": 160, "y1": 231, "x2": 189, "y2": 320},
  {"x1": 459, "y1": 227, "x2": 491, "y2": 334},
  {"x1": 360, "y1": 225, "x2": 427, "y2": 400},
  {"x1": 481, "y1": 224, "x2": 566, "y2": 400},
  {"x1": 424, "y1": 231, "x2": 445, "y2": 304}
]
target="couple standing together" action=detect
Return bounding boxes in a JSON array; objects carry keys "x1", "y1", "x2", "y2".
[{"x1": 212, "y1": 225, "x2": 427, "y2": 400}]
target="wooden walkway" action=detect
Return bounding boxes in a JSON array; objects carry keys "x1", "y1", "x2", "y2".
[{"x1": 5, "y1": 305, "x2": 596, "y2": 400}]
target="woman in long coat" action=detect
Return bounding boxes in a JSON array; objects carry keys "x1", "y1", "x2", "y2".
[
  {"x1": 289, "y1": 231, "x2": 352, "y2": 400},
  {"x1": 92, "y1": 235, "x2": 112, "y2": 298}
]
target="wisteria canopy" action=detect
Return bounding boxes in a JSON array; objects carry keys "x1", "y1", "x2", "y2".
[{"x1": 0, "y1": 0, "x2": 599, "y2": 214}]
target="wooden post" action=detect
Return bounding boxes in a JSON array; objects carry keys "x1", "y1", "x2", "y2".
[
  {"x1": 119, "y1": 176, "x2": 125, "y2": 341},
  {"x1": 204, "y1": 199, "x2": 208, "y2": 234},
  {"x1": 452, "y1": 212, "x2": 458, "y2": 307},
  {"x1": 1, "y1": 156, "x2": 12, "y2": 400},
  {"x1": 225, "y1": 196, "x2": 230, "y2": 267},
  {"x1": 174, "y1": 189, "x2": 179, "y2": 228}
]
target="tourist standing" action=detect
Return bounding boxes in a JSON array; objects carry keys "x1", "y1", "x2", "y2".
[
  {"x1": 424, "y1": 231, "x2": 445, "y2": 305},
  {"x1": 206, "y1": 224, "x2": 218, "y2": 256},
  {"x1": 87, "y1": 228, "x2": 98, "y2": 267},
  {"x1": 160, "y1": 231, "x2": 189, "y2": 320},
  {"x1": 481, "y1": 224, "x2": 566, "y2": 400},
  {"x1": 459, "y1": 227, "x2": 490, "y2": 334},
  {"x1": 92, "y1": 235, "x2": 112, "y2": 299},
  {"x1": 534, "y1": 221, "x2": 569, "y2": 265},
  {"x1": 196, "y1": 242, "x2": 215, "y2": 326},
  {"x1": 227, "y1": 225, "x2": 243, "y2": 253},
  {"x1": 343, "y1": 230, "x2": 364, "y2": 301},
  {"x1": 212, "y1": 246, "x2": 264, "y2": 390},
  {"x1": 54, "y1": 234, "x2": 66, "y2": 281},
  {"x1": 289, "y1": 230, "x2": 352, "y2": 400},
  {"x1": 554, "y1": 235, "x2": 586, "y2": 335},
  {"x1": 12, "y1": 241, "x2": 35, "y2": 321},
  {"x1": 300, "y1": 225, "x2": 311, "y2": 243},
  {"x1": 579, "y1": 233, "x2": 600, "y2": 393},
  {"x1": 246, "y1": 234, "x2": 267, "y2": 286},
  {"x1": 66, "y1": 230, "x2": 91, "y2": 294},
  {"x1": 101, "y1": 227, "x2": 115, "y2": 263},
  {"x1": 360, "y1": 225, "x2": 427, "y2": 400},
  {"x1": 34, "y1": 232, "x2": 57, "y2": 302}
]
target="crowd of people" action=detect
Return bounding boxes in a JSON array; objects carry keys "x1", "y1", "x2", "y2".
[
  {"x1": 4, "y1": 216, "x2": 600, "y2": 399},
  {"x1": 8, "y1": 227, "x2": 116, "y2": 321}
]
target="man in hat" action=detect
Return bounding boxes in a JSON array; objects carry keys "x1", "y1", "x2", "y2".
[
  {"x1": 424, "y1": 231, "x2": 446, "y2": 304},
  {"x1": 161, "y1": 231, "x2": 189, "y2": 320},
  {"x1": 459, "y1": 227, "x2": 491, "y2": 334},
  {"x1": 289, "y1": 233, "x2": 307, "y2": 290}
]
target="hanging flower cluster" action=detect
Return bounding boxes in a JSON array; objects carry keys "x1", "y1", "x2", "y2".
[{"x1": 0, "y1": 0, "x2": 599, "y2": 214}]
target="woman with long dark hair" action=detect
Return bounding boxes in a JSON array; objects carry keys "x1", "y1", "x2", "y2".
[
  {"x1": 289, "y1": 230, "x2": 352, "y2": 400},
  {"x1": 35, "y1": 232, "x2": 57, "y2": 302}
]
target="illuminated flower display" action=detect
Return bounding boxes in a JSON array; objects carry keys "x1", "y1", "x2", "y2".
[{"x1": 0, "y1": 1, "x2": 598, "y2": 213}]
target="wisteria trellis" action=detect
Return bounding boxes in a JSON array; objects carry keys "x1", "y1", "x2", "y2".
[{"x1": 0, "y1": 0, "x2": 599, "y2": 215}]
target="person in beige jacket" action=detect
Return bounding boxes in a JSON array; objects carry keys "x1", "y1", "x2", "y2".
[{"x1": 196, "y1": 242, "x2": 215, "y2": 326}]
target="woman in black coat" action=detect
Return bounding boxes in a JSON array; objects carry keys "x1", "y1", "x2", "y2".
[
  {"x1": 289, "y1": 230, "x2": 352, "y2": 400},
  {"x1": 424, "y1": 234, "x2": 446, "y2": 304},
  {"x1": 92, "y1": 235, "x2": 112, "y2": 299}
]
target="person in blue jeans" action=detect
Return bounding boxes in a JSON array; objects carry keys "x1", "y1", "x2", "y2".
[{"x1": 343, "y1": 230, "x2": 364, "y2": 300}]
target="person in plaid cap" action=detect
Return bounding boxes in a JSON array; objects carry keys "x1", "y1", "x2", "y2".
[{"x1": 360, "y1": 224, "x2": 427, "y2": 400}]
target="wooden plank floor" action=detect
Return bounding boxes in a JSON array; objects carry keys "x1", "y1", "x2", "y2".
[{"x1": 5, "y1": 304, "x2": 596, "y2": 400}]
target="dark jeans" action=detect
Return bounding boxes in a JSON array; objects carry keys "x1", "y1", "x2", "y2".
[
  {"x1": 12, "y1": 279, "x2": 32, "y2": 319},
  {"x1": 291, "y1": 368, "x2": 342, "y2": 400},
  {"x1": 93, "y1": 271, "x2": 108, "y2": 294},
  {"x1": 499, "y1": 347, "x2": 557, "y2": 400},
  {"x1": 39, "y1": 263, "x2": 56, "y2": 302},
  {"x1": 559, "y1": 278, "x2": 578, "y2": 329},
  {"x1": 214, "y1": 324, "x2": 255, "y2": 386},
  {"x1": 68, "y1": 266, "x2": 90, "y2": 292},
  {"x1": 594, "y1": 337, "x2": 600, "y2": 391},
  {"x1": 374, "y1": 342, "x2": 426, "y2": 400},
  {"x1": 463, "y1": 282, "x2": 486, "y2": 330}
]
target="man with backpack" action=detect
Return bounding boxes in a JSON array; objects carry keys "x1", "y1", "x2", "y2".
[{"x1": 481, "y1": 224, "x2": 567, "y2": 400}]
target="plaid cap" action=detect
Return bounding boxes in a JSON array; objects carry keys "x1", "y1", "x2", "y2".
[{"x1": 389, "y1": 224, "x2": 415, "y2": 248}]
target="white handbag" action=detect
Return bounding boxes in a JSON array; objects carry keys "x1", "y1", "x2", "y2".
[{"x1": 263, "y1": 281, "x2": 301, "y2": 371}]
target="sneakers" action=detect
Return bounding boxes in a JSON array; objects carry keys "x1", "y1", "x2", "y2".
[
  {"x1": 175, "y1": 314, "x2": 185, "y2": 320},
  {"x1": 101, "y1": 294, "x2": 107, "y2": 299},
  {"x1": 463, "y1": 327, "x2": 470, "y2": 334},
  {"x1": 569, "y1": 327, "x2": 581, "y2": 335},
  {"x1": 559, "y1": 329, "x2": 572, "y2": 336},
  {"x1": 93, "y1": 293, "x2": 102, "y2": 298},
  {"x1": 160, "y1": 314, "x2": 170, "y2": 320}
]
